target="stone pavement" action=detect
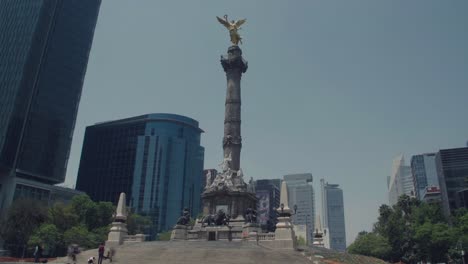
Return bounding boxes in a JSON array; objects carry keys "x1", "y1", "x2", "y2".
[
  {"x1": 51, "y1": 241, "x2": 388, "y2": 264},
  {"x1": 53, "y1": 240, "x2": 310, "y2": 264}
]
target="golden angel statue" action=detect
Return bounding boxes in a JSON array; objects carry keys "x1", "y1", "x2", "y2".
[{"x1": 216, "y1": 15, "x2": 246, "y2": 45}]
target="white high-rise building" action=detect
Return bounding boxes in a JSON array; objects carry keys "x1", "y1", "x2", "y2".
[
  {"x1": 388, "y1": 155, "x2": 414, "y2": 205},
  {"x1": 283, "y1": 173, "x2": 315, "y2": 243},
  {"x1": 321, "y1": 179, "x2": 346, "y2": 252}
]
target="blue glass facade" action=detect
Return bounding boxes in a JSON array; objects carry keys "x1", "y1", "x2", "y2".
[
  {"x1": 321, "y1": 180, "x2": 346, "y2": 251},
  {"x1": 284, "y1": 174, "x2": 315, "y2": 243},
  {"x1": 0, "y1": 0, "x2": 101, "y2": 184},
  {"x1": 76, "y1": 114, "x2": 205, "y2": 235},
  {"x1": 411, "y1": 155, "x2": 427, "y2": 200},
  {"x1": 411, "y1": 153, "x2": 438, "y2": 200}
]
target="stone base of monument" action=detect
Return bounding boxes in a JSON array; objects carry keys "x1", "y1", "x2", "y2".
[
  {"x1": 179, "y1": 189, "x2": 259, "y2": 241},
  {"x1": 187, "y1": 216, "x2": 262, "y2": 241},
  {"x1": 257, "y1": 216, "x2": 296, "y2": 250},
  {"x1": 188, "y1": 219, "x2": 245, "y2": 241},
  {"x1": 170, "y1": 225, "x2": 187, "y2": 240},
  {"x1": 242, "y1": 223, "x2": 259, "y2": 240},
  {"x1": 107, "y1": 221, "x2": 128, "y2": 247},
  {"x1": 202, "y1": 190, "x2": 257, "y2": 219}
]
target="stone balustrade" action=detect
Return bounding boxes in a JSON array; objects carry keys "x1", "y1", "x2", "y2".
[
  {"x1": 124, "y1": 234, "x2": 147, "y2": 243},
  {"x1": 256, "y1": 233, "x2": 276, "y2": 241}
]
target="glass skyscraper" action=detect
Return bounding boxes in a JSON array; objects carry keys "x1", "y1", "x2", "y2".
[
  {"x1": 255, "y1": 179, "x2": 281, "y2": 232},
  {"x1": 321, "y1": 179, "x2": 346, "y2": 252},
  {"x1": 76, "y1": 114, "x2": 205, "y2": 235},
  {"x1": 410, "y1": 153, "x2": 439, "y2": 201},
  {"x1": 436, "y1": 147, "x2": 468, "y2": 218},
  {"x1": 283, "y1": 173, "x2": 315, "y2": 243},
  {"x1": 0, "y1": 0, "x2": 101, "y2": 211},
  {"x1": 388, "y1": 155, "x2": 414, "y2": 205}
]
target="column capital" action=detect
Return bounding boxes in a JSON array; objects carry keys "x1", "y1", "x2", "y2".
[{"x1": 221, "y1": 46, "x2": 248, "y2": 73}]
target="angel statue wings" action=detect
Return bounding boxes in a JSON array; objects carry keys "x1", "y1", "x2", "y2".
[{"x1": 216, "y1": 15, "x2": 246, "y2": 45}]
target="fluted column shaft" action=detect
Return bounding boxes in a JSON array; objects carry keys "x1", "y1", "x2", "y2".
[{"x1": 221, "y1": 46, "x2": 247, "y2": 171}]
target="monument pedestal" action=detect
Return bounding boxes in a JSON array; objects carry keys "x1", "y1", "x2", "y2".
[
  {"x1": 170, "y1": 225, "x2": 188, "y2": 240},
  {"x1": 270, "y1": 181, "x2": 297, "y2": 250},
  {"x1": 181, "y1": 189, "x2": 257, "y2": 241},
  {"x1": 202, "y1": 190, "x2": 256, "y2": 219},
  {"x1": 107, "y1": 221, "x2": 128, "y2": 247},
  {"x1": 269, "y1": 217, "x2": 296, "y2": 249},
  {"x1": 107, "y1": 193, "x2": 128, "y2": 247},
  {"x1": 243, "y1": 223, "x2": 260, "y2": 240}
]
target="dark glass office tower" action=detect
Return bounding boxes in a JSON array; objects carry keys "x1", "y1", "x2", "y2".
[
  {"x1": 410, "y1": 153, "x2": 438, "y2": 201},
  {"x1": 0, "y1": 0, "x2": 101, "y2": 183},
  {"x1": 321, "y1": 180, "x2": 347, "y2": 252},
  {"x1": 255, "y1": 179, "x2": 281, "y2": 232},
  {"x1": 0, "y1": 0, "x2": 101, "y2": 212},
  {"x1": 436, "y1": 147, "x2": 468, "y2": 218},
  {"x1": 76, "y1": 114, "x2": 205, "y2": 235}
]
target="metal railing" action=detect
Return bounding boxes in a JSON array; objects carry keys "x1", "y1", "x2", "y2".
[{"x1": 256, "y1": 233, "x2": 275, "y2": 241}]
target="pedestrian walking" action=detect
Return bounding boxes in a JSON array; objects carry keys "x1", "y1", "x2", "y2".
[
  {"x1": 98, "y1": 243, "x2": 105, "y2": 264},
  {"x1": 105, "y1": 247, "x2": 115, "y2": 262},
  {"x1": 34, "y1": 244, "x2": 43, "y2": 263}
]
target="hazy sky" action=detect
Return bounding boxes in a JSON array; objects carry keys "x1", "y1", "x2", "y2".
[{"x1": 64, "y1": 0, "x2": 468, "y2": 245}]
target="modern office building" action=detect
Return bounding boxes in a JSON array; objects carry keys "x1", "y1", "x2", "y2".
[
  {"x1": 388, "y1": 155, "x2": 414, "y2": 205},
  {"x1": 255, "y1": 179, "x2": 281, "y2": 232},
  {"x1": 421, "y1": 186, "x2": 442, "y2": 203},
  {"x1": 456, "y1": 189, "x2": 468, "y2": 209},
  {"x1": 0, "y1": 0, "x2": 101, "y2": 212},
  {"x1": 12, "y1": 178, "x2": 84, "y2": 206},
  {"x1": 436, "y1": 147, "x2": 468, "y2": 218},
  {"x1": 321, "y1": 179, "x2": 347, "y2": 252},
  {"x1": 410, "y1": 153, "x2": 439, "y2": 201},
  {"x1": 76, "y1": 114, "x2": 205, "y2": 235},
  {"x1": 283, "y1": 173, "x2": 315, "y2": 243}
]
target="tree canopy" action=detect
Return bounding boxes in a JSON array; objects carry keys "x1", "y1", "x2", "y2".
[
  {"x1": 0, "y1": 199, "x2": 48, "y2": 257},
  {"x1": 348, "y1": 195, "x2": 468, "y2": 263},
  {"x1": 0, "y1": 195, "x2": 119, "y2": 257}
]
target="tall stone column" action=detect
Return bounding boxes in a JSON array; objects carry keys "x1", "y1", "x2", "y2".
[{"x1": 221, "y1": 46, "x2": 248, "y2": 171}]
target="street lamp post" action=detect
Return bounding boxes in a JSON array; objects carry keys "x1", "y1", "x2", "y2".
[
  {"x1": 456, "y1": 239, "x2": 466, "y2": 264},
  {"x1": 461, "y1": 240, "x2": 466, "y2": 264}
]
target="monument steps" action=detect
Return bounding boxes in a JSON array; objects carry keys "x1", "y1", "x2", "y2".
[
  {"x1": 52, "y1": 241, "x2": 309, "y2": 264},
  {"x1": 50, "y1": 241, "x2": 388, "y2": 264}
]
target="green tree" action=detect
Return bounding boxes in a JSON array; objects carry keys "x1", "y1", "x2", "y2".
[
  {"x1": 296, "y1": 236, "x2": 306, "y2": 246},
  {"x1": 95, "y1": 201, "x2": 114, "y2": 228},
  {"x1": 410, "y1": 202, "x2": 446, "y2": 226},
  {"x1": 374, "y1": 203, "x2": 406, "y2": 262},
  {"x1": 158, "y1": 231, "x2": 172, "y2": 241},
  {"x1": 48, "y1": 202, "x2": 79, "y2": 232},
  {"x1": 350, "y1": 196, "x2": 468, "y2": 264},
  {"x1": 63, "y1": 225, "x2": 97, "y2": 249},
  {"x1": 348, "y1": 232, "x2": 392, "y2": 260},
  {"x1": 0, "y1": 199, "x2": 48, "y2": 257},
  {"x1": 413, "y1": 222, "x2": 454, "y2": 263},
  {"x1": 449, "y1": 211, "x2": 468, "y2": 262},
  {"x1": 92, "y1": 226, "x2": 110, "y2": 245},
  {"x1": 70, "y1": 195, "x2": 98, "y2": 229},
  {"x1": 127, "y1": 213, "x2": 152, "y2": 235},
  {"x1": 28, "y1": 224, "x2": 61, "y2": 257}
]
